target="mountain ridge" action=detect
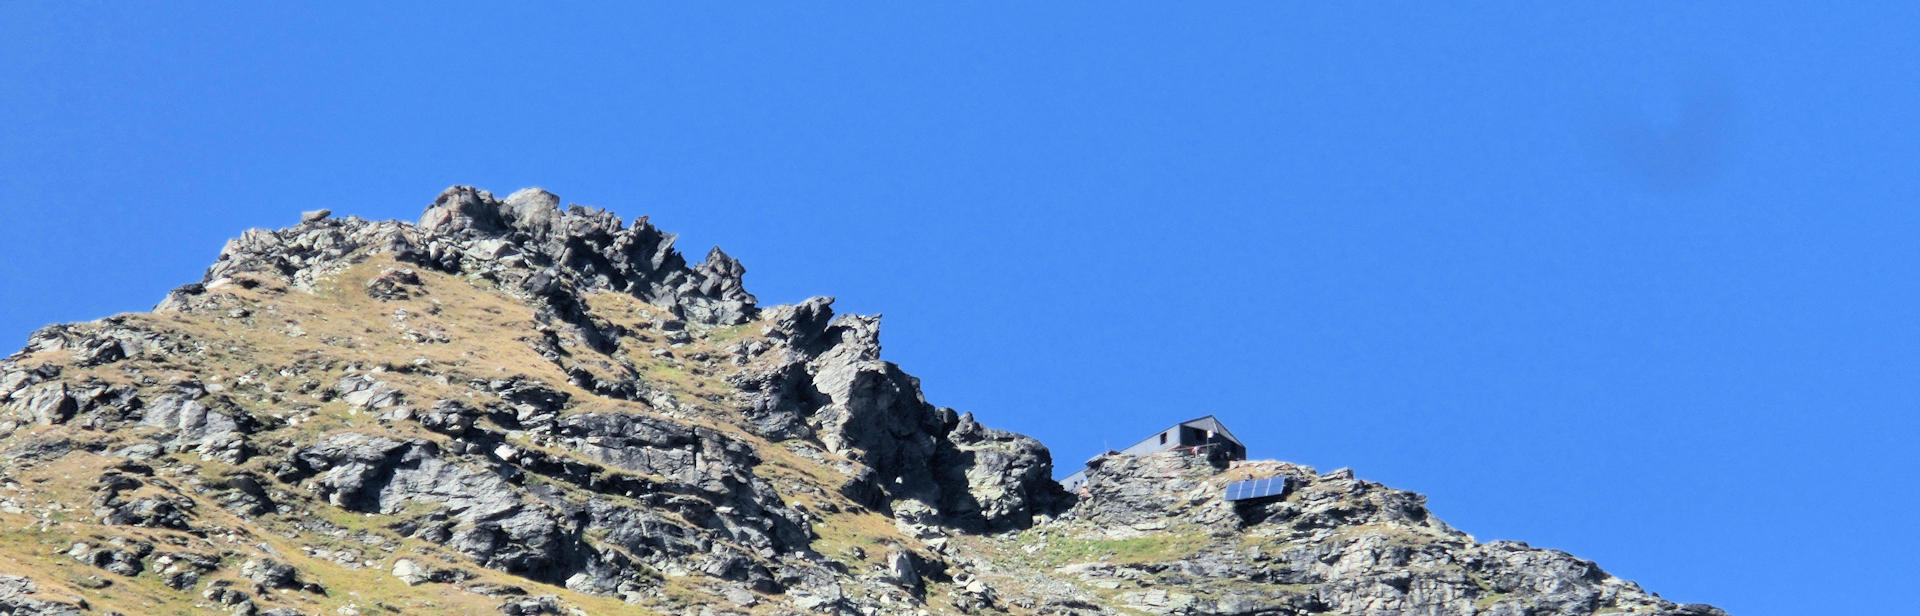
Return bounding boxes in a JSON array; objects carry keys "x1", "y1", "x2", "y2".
[{"x1": 0, "y1": 187, "x2": 1724, "y2": 616}]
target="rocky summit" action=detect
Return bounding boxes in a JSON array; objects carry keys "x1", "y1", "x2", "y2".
[{"x1": 0, "y1": 187, "x2": 1725, "y2": 616}]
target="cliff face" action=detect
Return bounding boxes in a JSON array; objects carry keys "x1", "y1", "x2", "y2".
[{"x1": 0, "y1": 188, "x2": 1722, "y2": 616}]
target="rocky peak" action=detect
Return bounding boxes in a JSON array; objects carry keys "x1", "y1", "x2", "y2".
[{"x1": 180, "y1": 185, "x2": 755, "y2": 325}]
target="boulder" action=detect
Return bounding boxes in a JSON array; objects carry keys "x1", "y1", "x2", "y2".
[
  {"x1": 240, "y1": 558, "x2": 300, "y2": 589},
  {"x1": 391, "y1": 559, "x2": 430, "y2": 586}
]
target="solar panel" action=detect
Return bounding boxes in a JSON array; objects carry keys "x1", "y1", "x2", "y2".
[{"x1": 1223, "y1": 477, "x2": 1288, "y2": 501}]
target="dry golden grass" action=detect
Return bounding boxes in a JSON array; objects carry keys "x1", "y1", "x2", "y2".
[{"x1": 0, "y1": 254, "x2": 944, "y2": 615}]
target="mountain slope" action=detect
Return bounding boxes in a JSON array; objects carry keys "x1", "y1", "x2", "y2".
[{"x1": 0, "y1": 187, "x2": 1723, "y2": 616}]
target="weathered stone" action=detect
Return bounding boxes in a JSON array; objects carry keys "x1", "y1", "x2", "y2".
[
  {"x1": 140, "y1": 383, "x2": 253, "y2": 462},
  {"x1": 70, "y1": 543, "x2": 147, "y2": 577},
  {"x1": 240, "y1": 558, "x2": 301, "y2": 589},
  {"x1": 202, "y1": 580, "x2": 250, "y2": 606},
  {"x1": 213, "y1": 473, "x2": 276, "y2": 515},
  {"x1": 364, "y1": 267, "x2": 423, "y2": 301},
  {"x1": 936, "y1": 411, "x2": 1067, "y2": 531},
  {"x1": 882, "y1": 547, "x2": 920, "y2": 591},
  {"x1": 17, "y1": 383, "x2": 76, "y2": 425},
  {"x1": 101, "y1": 496, "x2": 191, "y2": 529},
  {"x1": 501, "y1": 188, "x2": 560, "y2": 235},
  {"x1": 335, "y1": 375, "x2": 401, "y2": 409},
  {"x1": 391, "y1": 559, "x2": 430, "y2": 586}
]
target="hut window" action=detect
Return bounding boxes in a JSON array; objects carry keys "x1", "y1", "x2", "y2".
[{"x1": 1159, "y1": 433, "x2": 1167, "y2": 445}]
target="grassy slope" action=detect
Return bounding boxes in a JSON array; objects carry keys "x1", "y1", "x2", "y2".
[{"x1": 0, "y1": 256, "x2": 950, "y2": 615}]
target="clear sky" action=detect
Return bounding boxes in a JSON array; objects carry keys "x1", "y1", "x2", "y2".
[{"x1": 4, "y1": 4, "x2": 1915, "y2": 614}]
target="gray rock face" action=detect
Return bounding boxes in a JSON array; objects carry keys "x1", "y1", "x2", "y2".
[
  {"x1": 1065, "y1": 452, "x2": 1234, "y2": 529},
  {"x1": 936, "y1": 412, "x2": 1065, "y2": 531},
  {"x1": 741, "y1": 296, "x2": 1071, "y2": 532},
  {"x1": 289, "y1": 434, "x2": 567, "y2": 573},
  {"x1": 240, "y1": 558, "x2": 302, "y2": 590},
  {"x1": 1, "y1": 372, "x2": 145, "y2": 439},
  {"x1": 335, "y1": 375, "x2": 401, "y2": 409},
  {"x1": 68, "y1": 538, "x2": 151, "y2": 577},
  {"x1": 501, "y1": 188, "x2": 560, "y2": 234},
  {"x1": 883, "y1": 547, "x2": 922, "y2": 592},
  {"x1": 281, "y1": 417, "x2": 818, "y2": 597},
  {"x1": 7, "y1": 382, "x2": 75, "y2": 425},
  {"x1": 88, "y1": 467, "x2": 179, "y2": 529},
  {"x1": 139, "y1": 382, "x2": 254, "y2": 462}
]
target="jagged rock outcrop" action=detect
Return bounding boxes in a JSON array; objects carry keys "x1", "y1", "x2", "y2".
[
  {"x1": 171, "y1": 186, "x2": 755, "y2": 326},
  {"x1": 738, "y1": 296, "x2": 1071, "y2": 534},
  {"x1": 0, "y1": 187, "x2": 1723, "y2": 616},
  {"x1": 937, "y1": 412, "x2": 1065, "y2": 531}
]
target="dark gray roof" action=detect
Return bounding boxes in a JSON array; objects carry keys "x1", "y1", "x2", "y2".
[
  {"x1": 1179, "y1": 415, "x2": 1242, "y2": 446},
  {"x1": 1119, "y1": 415, "x2": 1243, "y2": 453}
]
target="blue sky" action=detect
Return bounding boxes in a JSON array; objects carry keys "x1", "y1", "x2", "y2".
[{"x1": 4, "y1": 4, "x2": 1915, "y2": 613}]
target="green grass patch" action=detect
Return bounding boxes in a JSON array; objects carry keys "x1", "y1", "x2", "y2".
[
  {"x1": 703, "y1": 324, "x2": 748, "y2": 344},
  {"x1": 1027, "y1": 531, "x2": 1212, "y2": 566}
]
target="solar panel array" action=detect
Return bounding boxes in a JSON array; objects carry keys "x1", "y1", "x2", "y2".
[{"x1": 1223, "y1": 477, "x2": 1288, "y2": 502}]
